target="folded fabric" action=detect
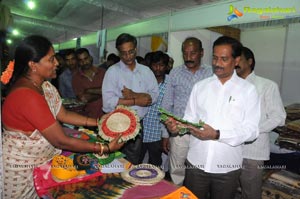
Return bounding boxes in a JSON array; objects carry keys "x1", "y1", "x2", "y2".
[
  {"x1": 160, "y1": 186, "x2": 198, "y2": 199},
  {"x1": 287, "y1": 119, "x2": 300, "y2": 132},
  {"x1": 51, "y1": 155, "x2": 86, "y2": 181},
  {"x1": 262, "y1": 170, "x2": 300, "y2": 199},
  {"x1": 33, "y1": 156, "x2": 103, "y2": 197}
]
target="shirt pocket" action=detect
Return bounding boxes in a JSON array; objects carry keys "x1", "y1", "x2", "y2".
[{"x1": 226, "y1": 100, "x2": 245, "y2": 123}]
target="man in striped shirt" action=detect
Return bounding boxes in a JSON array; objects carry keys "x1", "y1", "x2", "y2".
[{"x1": 161, "y1": 37, "x2": 213, "y2": 185}]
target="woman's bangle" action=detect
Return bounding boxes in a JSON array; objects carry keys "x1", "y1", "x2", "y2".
[
  {"x1": 99, "y1": 143, "x2": 104, "y2": 155},
  {"x1": 85, "y1": 117, "x2": 88, "y2": 126},
  {"x1": 94, "y1": 142, "x2": 104, "y2": 155},
  {"x1": 104, "y1": 143, "x2": 111, "y2": 154}
]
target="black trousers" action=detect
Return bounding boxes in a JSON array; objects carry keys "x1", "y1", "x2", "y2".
[
  {"x1": 139, "y1": 140, "x2": 163, "y2": 167},
  {"x1": 121, "y1": 134, "x2": 142, "y2": 165},
  {"x1": 121, "y1": 121, "x2": 144, "y2": 165},
  {"x1": 184, "y1": 160, "x2": 240, "y2": 199}
]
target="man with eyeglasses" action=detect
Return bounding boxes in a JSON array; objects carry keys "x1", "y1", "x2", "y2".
[{"x1": 102, "y1": 33, "x2": 159, "y2": 165}]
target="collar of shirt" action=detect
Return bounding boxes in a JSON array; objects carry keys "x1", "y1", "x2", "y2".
[
  {"x1": 182, "y1": 64, "x2": 207, "y2": 74},
  {"x1": 119, "y1": 60, "x2": 141, "y2": 74},
  {"x1": 212, "y1": 70, "x2": 241, "y2": 86},
  {"x1": 246, "y1": 71, "x2": 256, "y2": 83},
  {"x1": 78, "y1": 68, "x2": 97, "y2": 82}
]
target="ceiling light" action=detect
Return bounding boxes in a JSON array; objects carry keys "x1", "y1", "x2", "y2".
[
  {"x1": 27, "y1": 1, "x2": 36, "y2": 10},
  {"x1": 6, "y1": 39, "x2": 12, "y2": 44},
  {"x1": 12, "y1": 29, "x2": 19, "y2": 36}
]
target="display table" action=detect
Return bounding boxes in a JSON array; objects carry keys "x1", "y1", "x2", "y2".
[
  {"x1": 41, "y1": 173, "x2": 177, "y2": 199},
  {"x1": 33, "y1": 128, "x2": 178, "y2": 199}
]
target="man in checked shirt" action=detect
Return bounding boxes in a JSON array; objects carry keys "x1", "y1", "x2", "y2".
[{"x1": 161, "y1": 37, "x2": 213, "y2": 185}]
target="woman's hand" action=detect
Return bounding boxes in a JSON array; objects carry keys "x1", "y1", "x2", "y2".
[{"x1": 108, "y1": 134, "x2": 125, "y2": 152}]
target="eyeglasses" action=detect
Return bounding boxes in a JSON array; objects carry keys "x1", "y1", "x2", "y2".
[{"x1": 119, "y1": 49, "x2": 136, "y2": 57}]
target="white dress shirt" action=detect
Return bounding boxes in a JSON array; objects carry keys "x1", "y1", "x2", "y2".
[
  {"x1": 184, "y1": 71, "x2": 260, "y2": 173},
  {"x1": 102, "y1": 60, "x2": 159, "y2": 119},
  {"x1": 243, "y1": 72, "x2": 286, "y2": 160}
]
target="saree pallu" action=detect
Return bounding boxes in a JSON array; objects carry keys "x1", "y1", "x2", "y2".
[
  {"x1": 2, "y1": 81, "x2": 62, "y2": 199},
  {"x1": 2, "y1": 130, "x2": 61, "y2": 199}
]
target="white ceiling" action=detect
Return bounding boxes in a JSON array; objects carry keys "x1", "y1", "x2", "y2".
[{"x1": 2, "y1": 0, "x2": 223, "y2": 44}]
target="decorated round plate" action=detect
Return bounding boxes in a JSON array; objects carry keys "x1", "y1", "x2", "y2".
[
  {"x1": 92, "y1": 152, "x2": 115, "y2": 165},
  {"x1": 98, "y1": 105, "x2": 140, "y2": 142},
  {"x1": 121, "y1": 164, "x2": 165, "y2": 186}
]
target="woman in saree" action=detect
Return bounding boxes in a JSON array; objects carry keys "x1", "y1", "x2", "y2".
[{"x1": 1, "y1": 35, "x2": 124, "y2": 199}]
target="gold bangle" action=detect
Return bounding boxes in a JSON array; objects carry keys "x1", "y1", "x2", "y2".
[{"x1": 99, "y1": 143, "x2": 104, "y2": 155}]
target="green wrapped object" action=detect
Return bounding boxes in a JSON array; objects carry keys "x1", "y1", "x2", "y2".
[{"x1": 158, "y1": 107, "x2": 205, "y2": 135}]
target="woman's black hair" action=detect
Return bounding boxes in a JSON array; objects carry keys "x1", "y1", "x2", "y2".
[{"x1": 8, "y1": 35, "x2": 52, "y2": 87}]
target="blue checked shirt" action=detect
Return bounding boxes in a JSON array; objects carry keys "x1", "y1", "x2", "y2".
[
  {"x1": 143, "y1": 75, "x2": 169, "y2": 143},
  {"x1": 161, "y1": 64, "x2": 213, "y2": 138}
]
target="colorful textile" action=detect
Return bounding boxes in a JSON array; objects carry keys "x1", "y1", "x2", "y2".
[
  {"x1": 262, "y1": 170, "x2": 300, "y2": 199},
  {"x1": 2, "y1": 81, "x2": 62, "y2": 199},
  {"x1": 160, "y1": 186, "x2": 198, "y2": 199},
  {"x1": 43, "y1": 173, "x2": 177, "y2": 199},
  {"x1": 33, "y1": 156, "x2": 103, "y2": 197}
]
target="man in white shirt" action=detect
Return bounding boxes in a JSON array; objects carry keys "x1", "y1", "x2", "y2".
[
  {"x1": 165, "y1": 36, "x2": 260, "y2": 199},
  {"x1": 102, "y1": 33, "x2": 159, "y2": 165},
  {"x1": 236, "y1": 47, "x2": 286, "y2": 199}
]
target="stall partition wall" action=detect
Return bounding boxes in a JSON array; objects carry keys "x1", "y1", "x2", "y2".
[
  {"x1": 240, "y1": 23, "x2": 300, "y2": 105},
  {"x1": 105, "y1": 33, "x2": 168, "y2": 61},
  {"x1": 281, "y1": 23, "x2": 300, "y2": 105}
]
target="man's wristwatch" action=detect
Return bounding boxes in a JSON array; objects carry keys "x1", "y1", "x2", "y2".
[{"x1": 215, "y1": 130, "x2": 220, "y2": 140}]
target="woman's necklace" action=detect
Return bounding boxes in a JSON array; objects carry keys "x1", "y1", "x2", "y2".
[{"x1": 25, "y1": 76, "x2": 44, "y2": 95}]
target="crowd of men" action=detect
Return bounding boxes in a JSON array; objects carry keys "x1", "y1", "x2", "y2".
[{"x1": 53, "y1": 33, "x2": 286, "y2": 199}]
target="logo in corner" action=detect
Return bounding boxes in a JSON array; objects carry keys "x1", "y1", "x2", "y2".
[{"x1": 227, "y1": 5, "x2": 243, "y2": 21}]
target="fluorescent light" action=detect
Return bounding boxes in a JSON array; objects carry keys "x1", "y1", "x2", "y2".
[
  {"x1": 27, "y1": 1, "x2": 36, "y2": 10},
  {"x1": 12, "y1": 29, "x2": 19, "y2": 36}
]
